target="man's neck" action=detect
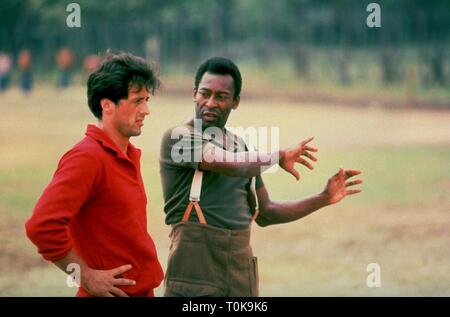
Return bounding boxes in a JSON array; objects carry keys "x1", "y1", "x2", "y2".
[
  {"x1": 188, "y1": 118, "x2": 230, "y2": 149},
  {"x1": 189, "y1": 118, "x2": 226, "y2": 132},
  {"x1": 96, "y1": 122, "x2": 129, "y2": 155}
]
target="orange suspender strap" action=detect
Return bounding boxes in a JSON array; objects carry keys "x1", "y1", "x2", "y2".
[
  {"x1": 182, "y1": 201, "x2": 207, "y2": 224},
  {"x1": 182, "y1": 169, "x2": 207, "y2": 225},
  {"x1": 182, "y1": 170, "x2": 260, "y2": 224}
]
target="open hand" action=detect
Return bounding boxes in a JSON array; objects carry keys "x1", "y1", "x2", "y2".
[
  {"x1": 280, "y1": 137, "x2": 318, "y2": 181},
  {"x1": 82, "y1": 264, "x2": 135, "y2": 297},
  {"x1": 322, "y1": 168, "x2": 363, "y2": 205}
]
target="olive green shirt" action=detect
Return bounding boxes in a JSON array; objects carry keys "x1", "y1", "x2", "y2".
[{"x1": 159, "y1": 121, "x2": 264, "y2": 230}]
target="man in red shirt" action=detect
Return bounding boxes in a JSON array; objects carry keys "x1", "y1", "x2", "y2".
[{"x1": 25, "y1": 52, "x2": 164, "y2": 297}]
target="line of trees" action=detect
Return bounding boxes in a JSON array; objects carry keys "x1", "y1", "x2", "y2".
[{"x1": 1, "y1": 0, "x2": 449, "y2": 85}]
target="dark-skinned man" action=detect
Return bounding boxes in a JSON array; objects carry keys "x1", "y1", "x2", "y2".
[{"x1": 159, "y1": 57, "x2": 362, "y2": 297}]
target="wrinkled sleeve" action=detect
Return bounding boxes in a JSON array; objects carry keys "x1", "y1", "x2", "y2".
[
  {"x1": 160, "y1": 126, "x2": 210, "y2": 170},
  {"x1": 25, "y1": 148, "x2": 101, "y2": 262}
]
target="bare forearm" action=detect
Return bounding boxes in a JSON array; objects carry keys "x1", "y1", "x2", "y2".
[
  {"x1": 258, "y1": 193, "x2": 329, "y2": 226},
  {"x1": 201, "y1": 149, "x2": 285, "y2": 178},
  {"x1": 54, "y1": 249, "x2": 88, "y2": 275},
  {"x1": 54, "y1": 250, "x2": 135, "y2": 297},
  {"x1": 226, "y1": 150, "x2": 283, "y2": 177},
  {"x1": 54, "y1": 250, "x2": 99, "y2": 292}
]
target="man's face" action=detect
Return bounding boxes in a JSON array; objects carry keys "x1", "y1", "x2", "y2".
[
  {"x1": 194, "y1": 72, "x2": 240, "y2": 129},
  {"x1": 111, "y1": 85, "x2": 150, "y2": 138}
]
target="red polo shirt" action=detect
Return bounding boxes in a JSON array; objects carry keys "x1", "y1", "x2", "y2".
[{"x1": 25, "y1": 124, "x2": 164, "y2": 296}]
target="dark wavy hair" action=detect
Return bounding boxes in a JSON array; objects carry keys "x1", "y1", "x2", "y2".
[
  {"x1": 194, "y1": 57, "x2": 242, "y2": 100},
  {"x1": 87, "y1": 51, "x2": 160, "y2": 119}
]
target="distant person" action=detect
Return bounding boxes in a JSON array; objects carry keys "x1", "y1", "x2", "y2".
[
  {"x1": 18, "y1": 50, "x2": 32, "y2": 94},
  {"x1": 160, "y1": 57, "x2": 363, "y2": 296},
  {"x1": 26, "y1": 52, "x2": 164, "y2": 297},
  {"x1": 0, "y1": 52, "x2": 12, "y2": 92},
  {"x1": 83, "y1": 54, "x2": 102, "y2": 74},
  {"x1": 56, "y1": 47, "x2": 74, "y2": 88}
]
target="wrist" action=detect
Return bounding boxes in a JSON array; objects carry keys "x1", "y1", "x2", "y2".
[
  {"x1": 80, "y1": 266, "x2": 94, "y2": 288},
  {"x1": 278, "y1": 150, "x2": 286, "y2": 166},
  {"x1": 317, "y1": 192, "x2": 331, "y2": 207}
]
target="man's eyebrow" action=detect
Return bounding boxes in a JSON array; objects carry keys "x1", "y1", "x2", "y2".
[
  {"x1": 199, "y1": 88, "x2": 230, "y2": 95},
  {"x1": 131, "y1": 96, "x2": 144, "y2": 102}
]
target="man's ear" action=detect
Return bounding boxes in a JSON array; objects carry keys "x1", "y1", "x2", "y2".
[
  {"x1": 232, "y1": 96, "x2": 240, "y2": 110},
  {"x1": 192, "y1": 89, "x2": 197, "y2": 102},
  {"x1": 100, "y1": 98, "x2": 114, "y2": 115}
]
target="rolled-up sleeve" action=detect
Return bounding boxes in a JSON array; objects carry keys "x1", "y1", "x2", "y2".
[
  {"x1": 160, "y1": 126, "x2": 210, "y2": 170},
  {"x1": 25, "y1": 148, "x2": 101, "y2": 262}
]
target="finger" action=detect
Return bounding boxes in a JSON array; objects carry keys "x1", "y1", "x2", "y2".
[
  {"x1": 110, "y1": 264, "x2": 132, "y2": 277},
  {"x1": 304, "y1": 146, "x2": 319, "y2": 152},
  {"x1": 302, "y1": 151, "x2": 318, "y2": 162},
  {"x1": 110, "y1": 287, "x2": 129, "y2": 297},
  {"x1": 346, "y1": 189, "x2": 362, "y2": 195},
  {"x1": 296, "y1": 158, "x2": 314, "y2": 170},
  {"x1": 104, "y1": 293, "x2": 114, "y2": 297},
  {"x1": 345, "y1": 180, "x2": 363, "y2": 187},
  {"x1": 344, "y1": 169, "x2": 362, "y2": 179},
  {"x1": 334, "y1": 168, "x2": 344, "y2": 177},
  {"x1": 114, "y1": 278, "x2": 136, "y2": 286},
  {"x1": 300, "y1": 137, "x2": 314, "y2": 146},
  {"x1": 289, "y1": 168, "x2": 300, "y2": 181}
]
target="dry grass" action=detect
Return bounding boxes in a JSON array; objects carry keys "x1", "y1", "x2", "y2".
[{"x1": 0, "y1": 85, "x2": 449, "y2": 296}]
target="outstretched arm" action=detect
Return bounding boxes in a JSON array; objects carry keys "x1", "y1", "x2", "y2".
[
  {"x1": 200, "y1": 137, "x2": 318, "y2": 179},
  {"x1": 255, "y1": 169, "x2": 363, "y2": 227}
]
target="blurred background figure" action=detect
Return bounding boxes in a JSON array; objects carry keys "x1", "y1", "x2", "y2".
[
  {"x1": 0, "y1": 52, "x2": 12, "y2": 92},
  {"x1": 18, "y1": 49, "x2": 32, "y2": 95},
  {"x1": 83, "y1": 54, "x2": 102, "y2": 74},
  {"x1": 82, "y1": 55, "x2": 103, "y2": 84},
  {"x1": 56, "y1": 47, "x2": 74, "y2": 88}
]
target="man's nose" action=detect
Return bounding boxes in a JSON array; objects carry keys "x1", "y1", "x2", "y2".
[
  {"x1": 141, "y1": 102, "x2": 150, "y2": 116},
  {"x1": 206, "y1": 95, "x2": 217, "y2": 109}
]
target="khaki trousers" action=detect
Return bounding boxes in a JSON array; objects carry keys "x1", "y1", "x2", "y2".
[{"x1": 164, "y1": 221, "x2": 259, "y2": 297}]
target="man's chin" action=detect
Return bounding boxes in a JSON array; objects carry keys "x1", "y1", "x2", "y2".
[
  {"x1": 201, "y1": 118, "x2": 220, "y2": 129},
  {"x1": 129, "y1": 129, "x2": 142, "y2": 137}
]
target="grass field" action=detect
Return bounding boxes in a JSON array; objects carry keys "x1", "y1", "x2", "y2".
[{"x1": 0, "y1": 85, "x2": 449, "y2": 296}]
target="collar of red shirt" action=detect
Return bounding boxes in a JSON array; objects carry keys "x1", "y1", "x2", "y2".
[{"x1": 85, "y1": 124, "x2": 141, "y2": 162}]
